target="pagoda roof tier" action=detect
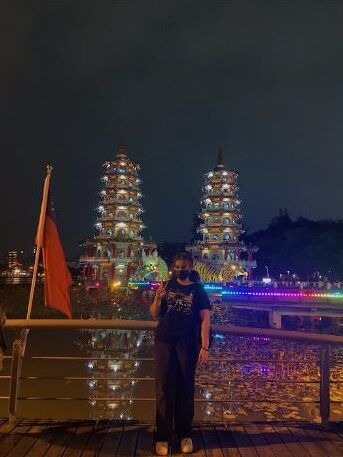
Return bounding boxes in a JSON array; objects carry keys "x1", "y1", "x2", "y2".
[
  {"x1": 103, "y1": 192, "x2": 141, "y2": 197},
  {"x1": 99, "y1": 224, "x2": 143, "y2": 232},
  {"x1": 202, "y1": 197, "x2": 239, "y2": 204},
  {"x1": 198, "y1": 223, "x2": 242, "y2": 229},
  {"x1": 198, "y1": 237, "x2": 243, "y2": 243},
  {"x1": 104, "y1": 160, "x2": 140, "y2": 172},
  {"x1": 203, "y1": 190, "x2": 238, "y2": 197},
  {"x1": 193, "y1": 240, "x2": 245, "y2": 249},
  {"x1": 204, "y1": 183, "x2": 239, "y2": 190},
  {"x1": 98, "y1": 216, "x2": 143, "y2": 223},
  {"x1": 101, "y1": 198, "x2": 141, "y2": 206},
  {"x1": 105, "y1": 174, "x2": 141, "y2": 181},
  {"x1": 201, "y1": 206, "x2": 240, "y2": 213},
  {"x1": 198, "y1": 231, "x2": 243, "y2": 237},
  {"x1": 198, "y1": 215, "x2": 241, "y2": 220},
  {"x1": 101, "y1": 205, "x2": 142, "y2": 213},
  {"x1": 104, "y1": 181, "x2": 141, "y2": 190},
  {"x1": 203, "y1": 199, "x2": 241, "y2": 205},
  {"x1": 80, "y1": 256, "x2": 142, "y2": 264},
  {"x1": 204, "y1": 176, "x2": 238, "y2": 183},
  {"x1": 102, "y1": 191, "x2": 142, "y2": 198},
  {"x1": 104, "y1": 167, "x2": 139, "y2": 176},
  {"x1": 95, "y1": 233, "x2": 144, "y2": 242},
  {"x1": 105, "y1": 183, "x2": 141, "y2": 192},
  {"x1": 202, "y1": 195, "x2": 240, "y2": 201},
  {"x1": 205, "y1": 170, "x2": 238, "y2": 183},
  {"x1": 200, "y1": 211, "x2": 241, "y2": 216}
]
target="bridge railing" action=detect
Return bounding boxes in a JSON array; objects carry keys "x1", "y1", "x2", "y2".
[{"x1": 1, "y1": 319, "x2": 342, "y2": 428}]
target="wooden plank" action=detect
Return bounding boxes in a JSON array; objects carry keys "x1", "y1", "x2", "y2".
[
  {"x1": 229, "y1": 425, "x2": 259, "y2": 457},
  {"x1": 99, "y1": 422, "x2": 123, "y2": 457},
  {"x1": 135, "y1": 424, "x2": 154, "y2": 457},
  {"x1": 0, "y1": 420, "x2": 342, "y2": 457},
  {"x1": 304, "y1": 426, "x2": 342, "y2": 456},
  {"x1": 63, "y1": 421, "x2": 95, "y2": 457},
  {"x1": 116, "y1": 424, "x2": 139, "y2": 457},
  {"x1": 331, "y1": 431, "x2": 343, "y2": 451},
  {"x1": 6, "y1": 422, "x2": 48, "y2": 457},
  {"x1": 307, "y1": 426, "x2": 343, "y2": 456},
  {"x1": 190, "y1": 427, "x2": 206, "y2": 457},
  {"x1": 199, "y1": 424, "x2": 224, "y2": 457},
  {"x1": 44, "y1": 423, "x2": 77, "y2": 457},
  {"x1": 22, "y1": 420, "x2": 59, "y2": 457},
  {"x1": 0, "y1": 421, "x2": 32, "y2": 457},
  {"x1": 0, "y1": 418, "x2": 23, "y2": 433},
  {"x1": 256, "y1": 425, "x2": 293, "y2": 457},
  {"x1": 287, "y1": 426, "x2": 327, "y2": 457},
  {"x1": 243, "y1": 425, "x2": 276, "y2": 457},
  {"x1": 82, "y1": 420, "x2": 108, "y2": 457},
  {"x1": 215, "y1": 424, "x2": 240, "y2": 457},
  {"x1": 320, "y1": 429, "x2": 343, "y2": 455},
  {"x1": 272, "y1": 425, "x2": 310, "y2": 457}
]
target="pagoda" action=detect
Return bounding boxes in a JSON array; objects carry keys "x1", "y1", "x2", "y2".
[
  {"x1": 187, "y1": 149, "x2": 249, "y2": 281},
  {"x1": 81, "y1": 140, "x2": 154, "y2": 286}
]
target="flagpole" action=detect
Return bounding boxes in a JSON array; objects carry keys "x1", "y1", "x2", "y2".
[
  {"x1": 21, "y1": 165, "x2": 53, "y2": 354},
  {"x1": 26, "y1": 165, "x2": 53, "y2": 319}
]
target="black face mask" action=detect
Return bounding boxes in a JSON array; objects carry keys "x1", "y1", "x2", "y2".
[{"x1": 173, "y1": 269, "x2": 190, "y2": 280}]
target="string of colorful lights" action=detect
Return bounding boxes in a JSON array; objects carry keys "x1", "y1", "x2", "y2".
[{"x1": 128, "y1": 280, "x2": 343, "y2": 299}]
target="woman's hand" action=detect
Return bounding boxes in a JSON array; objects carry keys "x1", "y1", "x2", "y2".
[
  {"x1": 155, "y1": 282, "x2": 167, "y2": 300},
  {"x1": 198, "y1": 348, "x2": 209, "y2": 364}
]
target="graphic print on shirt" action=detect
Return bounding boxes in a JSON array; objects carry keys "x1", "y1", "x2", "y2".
[{"x1": 165, "y1": 290, "x2": 194, "y2": 315}]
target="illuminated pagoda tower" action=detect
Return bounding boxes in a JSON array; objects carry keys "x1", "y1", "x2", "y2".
[
  {"x1": 81, "y1": 140, "x2": 152, "y2": 286},
  {"x1": 187, "y1": 149, "x2": 249, "y2": 282}
]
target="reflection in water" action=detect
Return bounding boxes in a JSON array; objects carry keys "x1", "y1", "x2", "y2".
[
  {"x1": 196, "y1": 334, "x2": 343, "y2": 422},
  {"x1": 77, "y1": 313, "x2": 343, "y2": 422},
  {"x1": 1, "y1": 294, "x2": 341, "y2": 422},
  {"x1": 79, "y1": 325, "x2": 154, "y2": 420}
]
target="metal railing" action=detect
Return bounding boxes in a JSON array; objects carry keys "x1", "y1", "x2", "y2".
[{"x1": 1, "y1": 319, "x2": 342, "y2": 428}]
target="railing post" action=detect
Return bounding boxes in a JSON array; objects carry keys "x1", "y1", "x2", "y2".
[
  {"x1": 8, "y1": 339, "x2": 23, "y2": 428},
  {"x1": 319, "y1": 344, "x2": 330, "y2": 429}
]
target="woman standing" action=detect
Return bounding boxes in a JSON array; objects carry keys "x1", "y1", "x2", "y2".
[{"x1": 150, "y1": 252, "x2": 211, "y2": 455}]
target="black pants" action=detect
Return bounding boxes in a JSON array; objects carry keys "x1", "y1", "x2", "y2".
[{"x1": 154, "y1": 335, "x2": 199, "y2": 442}]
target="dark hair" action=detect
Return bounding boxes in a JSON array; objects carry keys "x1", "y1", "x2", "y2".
[{"x1": 171, "y1": 251, "x2": 193, "y2": 267}]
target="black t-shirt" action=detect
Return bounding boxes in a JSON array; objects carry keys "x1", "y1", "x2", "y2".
[{"x1": 155, "y1": 278, "x2": 211, "y2": 342}]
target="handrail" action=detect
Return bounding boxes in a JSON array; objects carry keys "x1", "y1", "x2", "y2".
[
  {"x1": 2, "y1": 319, "x2": 342, "y2": 428},
  {"x1": 3, "y1": 319, "x2": 343, "y2": 345}
]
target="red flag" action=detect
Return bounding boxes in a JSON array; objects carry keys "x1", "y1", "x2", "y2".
[{"x1": 40, "y1": 193, "x2": 73, "y2": 318}]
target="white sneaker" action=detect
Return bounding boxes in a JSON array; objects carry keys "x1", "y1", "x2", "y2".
[
  {"x1": 155, "y1": 441, "x2": 169, "y2": 456},
  {"x1": 181, "y1": 437, "x2": 193, "y2": 453}
]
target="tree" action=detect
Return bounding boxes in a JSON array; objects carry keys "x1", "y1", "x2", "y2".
[{"x1": 245, "y1": 213, "x2": 343, "y2": 280}]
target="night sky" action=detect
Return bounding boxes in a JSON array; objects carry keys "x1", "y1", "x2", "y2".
[{"x1": 1, "y1": 1, "x2": 343, "y2": 258}]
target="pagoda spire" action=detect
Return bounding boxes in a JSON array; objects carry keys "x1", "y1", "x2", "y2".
[
  {"x1": 117, "y1": 138, "x2": 127, "y2": 158},
  {"x1": 215, "y1": 147, "x2": 224, "y2": 169}
]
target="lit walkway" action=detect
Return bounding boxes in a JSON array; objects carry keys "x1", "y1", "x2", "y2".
[{"x1": 1, "y1": 419, "x2": 343, "y2": 456}]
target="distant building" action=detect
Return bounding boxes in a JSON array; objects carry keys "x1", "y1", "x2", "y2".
[
  {"x1": 1, "y1": 250, "x2": 33, "y2": 283},
  {"x1": 7, "y1": 250, "x2": 23, "y2": 270}
]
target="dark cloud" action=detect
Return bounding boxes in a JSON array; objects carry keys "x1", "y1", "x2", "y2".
[{"x1": 1, "y1": 1, "x2": 343, "y2": 256}]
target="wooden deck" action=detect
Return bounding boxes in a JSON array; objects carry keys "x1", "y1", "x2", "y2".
[{"x1": 0, "y1": 419, "x2": 343, "y2": 457}]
